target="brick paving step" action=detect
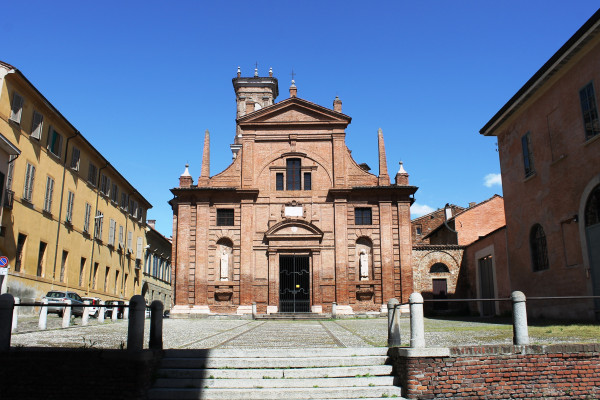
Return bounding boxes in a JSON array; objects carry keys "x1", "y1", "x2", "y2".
[
  {"x1": 255, "y1": 313, "x2": 332, "y2": 320},
  {"x1": 148, "y1": 347, "x2": 403, "y2": 400}
]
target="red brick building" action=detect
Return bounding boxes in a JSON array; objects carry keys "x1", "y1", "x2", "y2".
[
  {"x1": 481, "y1": 9, "x2": 600, "y2": 320},
  {"x1": 169, "y1": 70, "x2": 417, "y2": 315},
  {"x1": 411, "y1": 205, "x2": 465, "y2": 245}
]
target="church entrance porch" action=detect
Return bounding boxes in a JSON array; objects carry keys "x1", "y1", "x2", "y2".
[{"x1": 279, "y1": 255, "x2": 310, "y2": 313}]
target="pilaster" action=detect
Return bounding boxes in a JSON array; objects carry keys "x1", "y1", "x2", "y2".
[
  {"x1": 397, "y1": 202, "x2": 414, "y2": 303},
  {"x1": 379, "y1": 201, "x2": 394, "y2": 302},
  {"x1": 334, "y1": 198, "x2": 349, "y2": 304}
]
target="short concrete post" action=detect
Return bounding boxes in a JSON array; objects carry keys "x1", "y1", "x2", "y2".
[
  {"x1": 252, "y1": 302, "x2": 257, "y2": 319},
  {"x1": 512, "y1": 291, "x2": 529, "y2": 345},
  {"x1": 149, "y1": 300, "x2": 164, "y2": 350},
  {"x1": 124, "y1": 301, "x2": 130, "y2": 319},
  {"x1": 62, "y1": 300, "x2": 72, "y2": 328},
  {"x1": 387, "y1": 298, "x2": 401, "y2": 347},
  {"x1": 409, "y1": 292, "x2": 425, "y2": 348},
  {"x1": 0, "y1": 293, "x2": 15, "y2": 351},
  {"x1": 111, "y1": 304, "x2": 118, "y2": 321},
  {"x1": 98, "y1": 301, "x2": 105, "y2": 323},
  {"x1": 39, "y1": 298, "x2": 48, "y2": 330},
  {"x1": 127, "y1": 295, "x2": 145, "y2": 352},
  {"x1": 82, "y1": 303, "x2": 90, "y2": 326},
  {"x1": 332, "y1": 302, "x2": 337, "y2": 318},
  {"x1": 12, "y1": 297, "x2": 19, "y2": 333}
]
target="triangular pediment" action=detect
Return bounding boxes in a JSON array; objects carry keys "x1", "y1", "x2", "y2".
[{"x1": 238, "y1": 97, "x2": 351, "y2": 127}]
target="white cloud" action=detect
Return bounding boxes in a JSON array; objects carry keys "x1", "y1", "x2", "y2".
[
  {"x1": 411, "y1": 203, "x2": 435, "y2": 217},
  {"x1": 484, "y1": 173, "x2": 502, "y2": 188}
]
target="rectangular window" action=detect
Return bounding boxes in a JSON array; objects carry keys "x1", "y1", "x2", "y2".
[
  {"x1": 31, "y1": 111, "x2": 44, "y2": 140},
  {"x1": 87, "y1": 162, "x2": 98, "y2": 186},
  {"x1": 37, "y1": 241, "x2": 47, "y2": 277},
  {"x1": 153, "y1": 256, "x2": 159, "y2": 277},
  {"x1": 100, "y1": 174, "x2": 110, "y2": 196},
  {"x1": 355, "y1": 207, "x2": 372, "y2": 225},
  {"x1": 129, "y1": 199, "x2": 138, "y2": 218},
  {"x1": 9, "y1": 92, "x2": 24, "y2": 123},
  {"x1": 93, "y1": 262, "x2": 99, "y2": 289},
  {"x1": 6, "y1": 155, "x2": 16, "y2": 191},
  {"x1": 23, "y1": 163, "x2": 35, "y2": 202},
  {"x1": 70, "y1": 147, "x2": 80, "y2": 171},
  {"x1": 286, "y1": 158, "x2": 301, "y2": 190},
  {"x1": 47, "y1": 127, "x2": 63, "y2": 158},
  {"x1": 114, "y1": 270, "x2": 119, "y2": 294},
  {"x1": 94, "y1": 210, "x2": 103, "y2": 240},
  {"x1": 127, "y1": 231, "x2": 133, "y2": 253},
  {"x1": 217, "y1": 209, "x2": 234, "y2": 226},
  {"x1": 120, "y1": 193, "x2": 128, "y2": 211},
  {"x1": 43, "y1": 176, "x2": 55, "y2": 213},
  {"x1": 15, "y1": 233, "x2": 26, "y2": 272},
  {"x1": 60, "y1": 250, "x2": 68, "y2": 282},
  {"x1": 79, "y1": 257, "x2": 86, "y2": 287},
  {"x1": 303, "y1": 172, "x2": 312, "y2": 190},
  {"x1": 276, "y1": 173, "x2": 284, "y2": 191},
  {"x1": 580, "y1": 82, "x2": 600, "y2": 140},
  {"x1": 65, "y1": 191, "x2": 75, "y2": 223},
  {"x1": 136, "y1": 237, "x2": 143, "y2": 259},
  {"x1": 110, "y1": 183, "x2": 118, "y2": 203},
  {"x1": 104, "y1": 267, "x2": 109, "y2": 292},
  {"x1": 416, "y1": 225, "x2": 422, "y2": 235},
  {"x1": 83, "y1": 202, "x2": 92, "y2": 234},
  {"x1": 137, "y1": 207, "x2": 144, "y2": 222},
  {"x1": 521, "y1": 132, "x2": 535, "y2": 178},
  {"x1": 108, "y1": 219, "x2": 116, "y2": 246}
]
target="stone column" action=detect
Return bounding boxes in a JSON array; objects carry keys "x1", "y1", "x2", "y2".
[
  {"x1": 149, "y1": 300, "x2": 164, "y2": 350},
  {"x1": 512, "y1": 291, "x2": 529, "y2": 345},
  {"x1": 12, "y1": 297, "x2": 19, "y2": 333},
  {"x1": 98, "y1": 300, "x2": 105, "y2": 323},
  {"x1": 387, "y1": 298, "x2": 401, "y2": 347},
  {"x1": 82, "y1": 304, "x2": 90, "y2": 326},
  {"x1": 409, "y1": 292, "x2": 425, "y2": 348},
  {"x1": 62, "y1": 300, "x2": 72, "y2": 328},
  {"x1": 127, "y1": 295, "x2": 145, "y2": 352}
]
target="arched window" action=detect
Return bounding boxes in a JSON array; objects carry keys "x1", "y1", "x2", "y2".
[
  {"x1": 585, "y1": 185, "x2": 600, "y2": 227},
  {"x1": 430, "y1": 263, "x2": 449, "y2": 273},
  {"x1": 530, "y1": 224, "x2": 549, "y2": 271}
]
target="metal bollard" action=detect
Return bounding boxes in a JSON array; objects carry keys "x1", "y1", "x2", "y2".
[
  {"x1": 332, "y1": 302, "x2": 337, "y2": 318},
  {"x1": 39, "y1": 298, "x2": 48, "y2": 330},
  {"x1": 512, "y1": 291, "x2": 529, "y2": 345},
  {"x1": 149, "y1": 300, "x2": 164, "y2": 350},
  {"x1": 62, "y1": 300, "x2": 72, "y2": 328},
  {"x1": 409, "y1": 292, "x2": 425, "y2": 348},
  {"x1": 124, "y1": 301, "x2": 130, "y2": 319},
  {"x1": 82, "y1": 303, "x2": 90, "y2": 326},
  {"x1": 98, "y1": 300, "x2": 105, "y2": 323},
  {"x1": 387, "y1": 298, "x2": 401, "y2": 347},
  {"x1": 12, "y1": 297, "x2": 19, "y2": 333},
  {"x1": 252, "y1": 302, "x2": 257, "y2": 319},
  {"x1": 127, "y1": 295, "x2": 145, "y2": 352},
  {"x1": 0, "y1": 293, "x2": 15, "y2": 351}
]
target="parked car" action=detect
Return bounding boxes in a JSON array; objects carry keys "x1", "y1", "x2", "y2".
[
  {"x1": 43, "y1": 291, "x2": 85, "y2": 317},
  {"x1": 81, "y1": 296, "x2": 101, "y2": 317},
  {"x1": 105, "y1": 300, "x2": 125, "y2": 319}
]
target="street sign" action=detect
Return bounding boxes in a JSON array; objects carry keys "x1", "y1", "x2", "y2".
[
  {"x1": 0, "y1": 256, "x2": 7, "y2": 267},
  {"x1": 0, "y1": 268, "x2": 7, "y2": 276}
]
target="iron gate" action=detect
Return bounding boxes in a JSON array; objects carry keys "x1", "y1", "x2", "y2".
[{"x1": 279, "y1": 255, "x2": 310, "y2": 313}]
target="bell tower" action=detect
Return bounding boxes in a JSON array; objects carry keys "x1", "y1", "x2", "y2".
[{"x1": 231, "y1": 65, "x2": 279, "y2": 158}]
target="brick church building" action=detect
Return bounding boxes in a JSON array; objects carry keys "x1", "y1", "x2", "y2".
[{"x1": 170, "y1": 68, "x2": 417, "y2": 315}]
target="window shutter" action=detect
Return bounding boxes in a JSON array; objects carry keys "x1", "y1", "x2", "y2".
[
  {"x1": 127, "y1": 231, "x2": 132, "y2": 252},
  {"x1": 119, "y1": 225, "x2": 124, "y2": 247},
  {"x1": 70, "y1": 147, "x2": 80, "y2": 170},
  {"x1": 136, "y1": 237, "x2": 143, "y2": 260},
  {"x1": 31, "y1": 111, "x2": 44, "y2": 140},
  {"x1": 9, "y1": 93, "x2": 24, "y2": 123},
  {"x1": 108, "y1": 219, "x2": 115, "y2": 245}
]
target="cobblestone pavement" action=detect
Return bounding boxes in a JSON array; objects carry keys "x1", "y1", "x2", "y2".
[{"x1": 9, "y1": 314, "x2": 598, "y2": 349}]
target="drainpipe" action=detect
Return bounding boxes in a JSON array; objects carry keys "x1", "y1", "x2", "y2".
[
  {"x1": 86, "y1": 162, "x2": 109, "y2": 295},
  {"x1": 51, "y1": 131, "x2": 79, "y2": 289}
]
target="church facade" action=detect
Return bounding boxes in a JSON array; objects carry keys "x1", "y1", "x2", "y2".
[{"x1": 170, "y1": 69, "x2": 417, "y2": 315}]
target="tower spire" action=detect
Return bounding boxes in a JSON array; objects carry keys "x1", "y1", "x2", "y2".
[
  {"x1": 377, "y1": 128, "x2": 390, "y2": 186},
  {"x1": 198, "y1": 129, "x2": 210, "y2": 186}
]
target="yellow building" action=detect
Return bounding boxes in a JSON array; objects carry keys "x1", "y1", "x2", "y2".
[
  {"x1": 143, "y1": 220, "x2": 172, "y2": 309},
  {"x1": 0, "y1": 61, "x2": 151, "y2": 308}
]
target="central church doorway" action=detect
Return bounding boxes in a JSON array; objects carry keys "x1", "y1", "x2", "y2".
[{"x1": 279, "y1": 255, "x2": 310, "y2": 312}]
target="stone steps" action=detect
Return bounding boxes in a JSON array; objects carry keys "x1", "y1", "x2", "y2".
[
  {"x1": 255, "y1": 313, "x2": 332, "y2": 320},
  {"x1": 148, "y1": 347, "x2": 404, "y2": 400}
]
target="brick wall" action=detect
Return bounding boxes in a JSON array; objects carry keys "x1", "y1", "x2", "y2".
[
  {"x1": 390, "y1": 344, "x2": 600, "y2": 399},
  {"x1": 0, "y1": 349, "x2": 161, "y2": 400}
]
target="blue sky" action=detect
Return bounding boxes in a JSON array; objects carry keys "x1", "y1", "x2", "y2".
[{"x1": 3, "y1": 1, "x2": 599, "y2": 237}]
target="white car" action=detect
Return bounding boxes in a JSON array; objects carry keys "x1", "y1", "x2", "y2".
[{"x1": 82, "y1": 296, "x2": 101, "y2": 317}]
